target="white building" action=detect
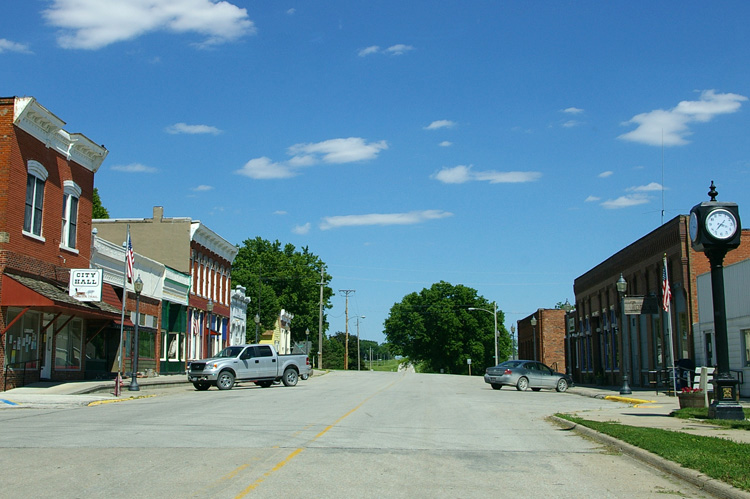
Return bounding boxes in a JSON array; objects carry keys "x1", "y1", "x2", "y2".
[
  {"x1": 230, "y1": 285, "x2": 251, "y2": 346},
  {"x1": 696, "y1": 258, "x2": 750, "y2": 397}
]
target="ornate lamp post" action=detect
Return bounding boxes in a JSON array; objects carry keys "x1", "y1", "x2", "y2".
[
  {"x1": 129, "y1": 275, "x2": 143, "y2": 392},
  {"x1": 689, "y1": 181, "x2": 744, "y2": 420},
  {"x1": 617, "y1": 274, "x2": 632, "y2": 395},
  {"x1": 305, "y1": 328, "x2": 310, "y2": 358},
  {"x1": 530, "y1": 315, "x2": 537, "y2": 361},
  {"x1": 510, "y1": 325, "x2": 516, "y2": 360}
]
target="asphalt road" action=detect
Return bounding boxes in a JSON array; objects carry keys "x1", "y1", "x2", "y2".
[{"x1": 0, "y1": 370, "x2": 713, "y2": 498}]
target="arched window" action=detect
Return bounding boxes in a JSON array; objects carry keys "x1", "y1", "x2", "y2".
[
  {"x1": 61, "y1": 180, "x2": 81, "y2": 250},
  {"x1": 24, "y1": 160, "x2": 48, "y2": 238}
]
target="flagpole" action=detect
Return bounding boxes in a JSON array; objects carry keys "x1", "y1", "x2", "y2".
[
  {"x1": 664, "y1": 254, "x2": 677, "y2": 396},
  {"x1": 116, "y1": 225, "x2": 130, "y2": 396}
]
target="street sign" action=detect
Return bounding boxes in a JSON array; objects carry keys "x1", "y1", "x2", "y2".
[{"x1": 623, "y1": 295, "x2": 658, "y2": 315}]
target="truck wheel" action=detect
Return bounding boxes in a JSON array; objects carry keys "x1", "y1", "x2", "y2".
[
  {"x1": 193, "y1": 382, "x2": 210, "y2": 391},
  {"x1": 216, "y1": 370, "x2": 235, "y2": 390},
  {"x1": 282, "y1": 367, "x2": 298, "y2": 387}
]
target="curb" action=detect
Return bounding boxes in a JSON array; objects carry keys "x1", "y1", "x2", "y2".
[
  {"x1": 550, "y1": 415, "x2": 750, "y2": 499},
  {"x1": 604, "y1": 395, "x2": 657, "y2": 405}
]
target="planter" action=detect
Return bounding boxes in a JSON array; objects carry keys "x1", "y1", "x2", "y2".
[{"x1": 678, "y1": 393, "x2": 706, "y2": 409}]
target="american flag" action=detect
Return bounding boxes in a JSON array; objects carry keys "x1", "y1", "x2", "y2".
[
  {"x1": 125, "y1": 230, "x2": 134, "y2": 283},
  {"x1": 662, "y1": 258, "x2": 672, "y2": 312}
]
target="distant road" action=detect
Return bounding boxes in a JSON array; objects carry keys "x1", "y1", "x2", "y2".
[{"x1": 0, "y1": 371, "x2": 711, "y2": 498}]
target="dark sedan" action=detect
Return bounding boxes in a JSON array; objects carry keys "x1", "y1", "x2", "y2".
[{"x1": 484, "y1": 360, "x2": 572, "y2": 392}]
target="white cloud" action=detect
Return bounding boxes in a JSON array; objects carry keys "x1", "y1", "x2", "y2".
[
  {"x1": 562, "y1": 120, "x2": 581, "y2": 128},
  {"x1": 619, "y1": 90, "x2": 747, "y2": 146},
  {"x1": 320, "y1": 210, "x2": 452, "y2": 230},
  {"x1": 424, "y1": 120, "x2": 456, "y2": 130},
  {"x1": 439, "y1": 141, "x2": 453, "y2": 147},
  {"x1": 601, "y1": 194, "x2": 650, "y2": 209},
  {"x1": 273, "y1": 210, "x2": 287, "y2": 215},
  {"x1": 192, "y1": 184, "x2": 213, "y2": 192},
  {"x1": 358, "y1": 45, "x2": 380, "y2": 57},
  {"x1": 166, "y1": 122, "x2": 222, "y2": 135},
  {"x1": 433, "y1": 165, "x2": 542, "y2": 184},
  {"x1": 43, "y1": 0, "x2": 256, "y2": 50},
  {"x1": 111, "y1": 163, "x2": 158, "y2": 173},
  {"x1": 286, "y1": 8, "x2": 296, "y2": 15},
  {"x1": 627, "y1": 182, "x2": 664, "y2": 192},
  {"x1": 562, "y1": 107, "x2": 584, "y2": 114},
  {"x1": 358, "y1": 44, "x2": 414, "y2": 56},
  {"x1": 235, "y1": 157, "x2": 296, "y2": 179},
  {"x1": 585, "y1": 195, "x2": 601, "y2": 202},
  {"x1": 287, "y1": 137, "x2": 387, "y2": 164},
  {"x1": 385, "y1": 44, "x2": 414, "y2": 55},
  {"x1": 0, "y1": 38, "x2": 32, "y2": 54},
  {"x1": 292, "y1": 223, "x2": 310, "y2": 235},
  {"x1": 598, "y1": 171, "x2": 614, "y2": 178}
]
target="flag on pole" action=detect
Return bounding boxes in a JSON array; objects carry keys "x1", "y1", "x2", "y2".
[
  {"x1": 125, "y1": 229, "x2": 134, "y2": 283},
  {"x1": 662, "y1": 257, "x2": 672, "y2": 312}
]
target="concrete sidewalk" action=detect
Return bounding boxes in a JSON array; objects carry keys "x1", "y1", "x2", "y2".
[{"x1": 566, "y1": 385, "x2": 750, "y2": 445}]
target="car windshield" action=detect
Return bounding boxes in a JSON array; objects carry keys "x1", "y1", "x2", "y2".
[
  {"x1": 497, "y1": 361, "x2": 524, "y2": 369},
  {"x1": 215, "y1": 346, "x2": 244, "y2": 358}
]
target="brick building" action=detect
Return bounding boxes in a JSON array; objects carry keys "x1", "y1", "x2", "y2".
[
  {"x1": 571, "y1": 214, "x2": 750, "y2": 388},
  {"x1": 516, "y1": 309, "x2": 566, "y2": 372},
  {"x1": 1, "y1": 96, "x2": 120, "y2": 390},
  {"x1": 93, "y1": 207, "x2": 238, "y2": 363}
]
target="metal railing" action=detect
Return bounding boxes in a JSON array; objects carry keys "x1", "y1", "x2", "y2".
[{"x1": 3, "y1": 359, "x2": 40, "y2": 392}]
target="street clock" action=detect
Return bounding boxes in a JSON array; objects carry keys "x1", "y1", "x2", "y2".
[{"x1": 689, "y1": 182, "x2": 741, "y2": 253}]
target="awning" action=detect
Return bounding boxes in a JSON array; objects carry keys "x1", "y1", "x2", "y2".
[
  {"x1": 101, "y1": 283, "x2": 134, "y2": 327},
  {"x1": 1, "y1": 272, "x2": 122, "y2": 320}
]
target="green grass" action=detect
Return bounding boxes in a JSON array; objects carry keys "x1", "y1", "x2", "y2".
[
  {"x1": 556, "y1": 414, "x2": 750, "y2": 492},
  {"x1": 367, "y1": 358, "x2": 402, "y2": 372},
  {"x1": 671, "y1": 407, "x2": 750, "y2": 430}
]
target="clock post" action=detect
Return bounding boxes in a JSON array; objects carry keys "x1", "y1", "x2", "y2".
[{"x1": 689, "y1": 181, "x2": 744, "y2": 420}]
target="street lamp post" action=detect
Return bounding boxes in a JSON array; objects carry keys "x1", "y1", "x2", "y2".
[
  {"x1": 129, "y1": 276, "x2": 143, "y2": 392},
  {"x1": 510, "y1": 325, "x2": 516, "y2": 360},
  {"x1": 617, "y1": 274, "x2": 632, "y2": 395},
  {"x1": 530, "y1": 315, "x2": 537, "y2": 361},
  {"x1": 355, "y1": 316, "x2": 365, "y2": 371},
  {"x1": 254, "y1": 314, "x2": 260, "y2": 344},
  {"x1": 305, "y1": 328, "x2": 310, "y2": 358},
  {"x1": 468, "y1": 302, "x2": 498, "y2": 365},
  {"x1": 206, "y1": 299, "x2": 214, "y2": 358}
]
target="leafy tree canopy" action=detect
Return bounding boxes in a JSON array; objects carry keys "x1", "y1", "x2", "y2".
[
  {"x1": 230, "y1": 237, "x2": 333, "y2": 350},
  {"x1": 384, "y1": 281, "x2": 510, "y2": 374},
  {"x1": 92, "y1": 188, "x2": 109, "y2": 219}
]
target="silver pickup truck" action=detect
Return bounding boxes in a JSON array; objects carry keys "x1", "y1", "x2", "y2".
[{"x1": 187, "y1": 344, "x2": 311, "y2": 390}]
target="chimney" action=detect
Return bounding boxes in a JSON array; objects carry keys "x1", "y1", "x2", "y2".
[{"x1": 153, "y1": 206, "x2": 164, "y2": 222}]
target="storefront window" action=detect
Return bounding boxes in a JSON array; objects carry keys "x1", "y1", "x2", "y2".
[
  {"x1": 743, "y1": 329, "x2": 750, "y2": 367},
  {"x1": 162, "y1": 332, "x2": 182, "y2": 361},
  {"x1": 55, "y1": 319, "x2": 82, "y2": 370},
  {"x1": 4, "y1": 310, "x2": 40, "y2": 369}
]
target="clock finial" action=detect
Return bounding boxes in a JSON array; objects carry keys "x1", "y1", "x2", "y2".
[{"x1": 708, "y1": 180, "x2": 718, "y2": 201}]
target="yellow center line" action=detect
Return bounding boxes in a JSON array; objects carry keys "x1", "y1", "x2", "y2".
[{"x1": 233, "y1": 374, "x2": 403, "y2": 498}]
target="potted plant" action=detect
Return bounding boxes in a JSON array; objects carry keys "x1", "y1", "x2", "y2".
[{"x1": 678, "y1": 386, "x2": 705, "y2": 408}]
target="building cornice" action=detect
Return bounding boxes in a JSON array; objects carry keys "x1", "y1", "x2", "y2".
[
  {"x1": 191, "y1": 222, "x2": 239, "y2": 262},
  {"x1": 13, "y1": 97, "x2": 108, "y2": 172}
]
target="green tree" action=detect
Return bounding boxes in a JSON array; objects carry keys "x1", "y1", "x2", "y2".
[
  {"x1": 230, "y1": 237, "x2": 333, "y2": 352},
  {"x1": 92, "y1": 188, "x2": 109, "y2": 219},
  {"x1": 384, "y1": 281, "x2": 510, "y2": 374}
]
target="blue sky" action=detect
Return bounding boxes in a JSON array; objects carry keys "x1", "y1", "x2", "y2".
[{"x1": 3, "y1": 1, "x2": 749, "y2": 345}]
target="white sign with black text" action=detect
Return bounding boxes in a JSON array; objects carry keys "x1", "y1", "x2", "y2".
[{"x1": 69, "y1": 269, "x2": 103, "y2": 302}]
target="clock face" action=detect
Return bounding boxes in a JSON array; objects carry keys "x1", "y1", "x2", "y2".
[
  {"x1": 689, "y1": 212, "x2": 699, "y2": 242},
  {"x1": 705, "y1": 208, "x2": 737, "y2": 240}
]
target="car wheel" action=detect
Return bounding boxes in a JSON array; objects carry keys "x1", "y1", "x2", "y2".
[
  {"x1": 282, "y1": 367, "x2": 298, "y2": 387},
  {"x1": 531, "y1": 387, "x2": 541, "y2": 392},
  {"x1": 300, "y1": 374, "x2": 309, "y2": 380},
  {"x1": 491, "y1": 383, "x2": 502, "y2": 390},
  {"x1": 556, "y1": 378, "x2": 569, "y2": 392},
  {"x1": 193, "y1": 382, "x2": 210, "y2": 391},
  {"x1": 216, "y1": 370, "x2": 235, "y2": 390},
  {"x1": 516, "y1": 377, "x2": 529, "y2": 391}
]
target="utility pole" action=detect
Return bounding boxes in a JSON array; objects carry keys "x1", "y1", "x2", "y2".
[
  {"x1": 339, "y1": 289, "x2": 355, "y2": 369},
  {"x1": 318, "y1": 265, "x2": 326, "y2": 370}
]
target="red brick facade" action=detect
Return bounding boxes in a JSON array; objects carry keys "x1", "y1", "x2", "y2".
[
  {"x1": 517, "y1": 309, "x2": 566, "y2": 371},
  {"x1": 1, "y1": 97, "x2": 112, "y2": 390}
]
